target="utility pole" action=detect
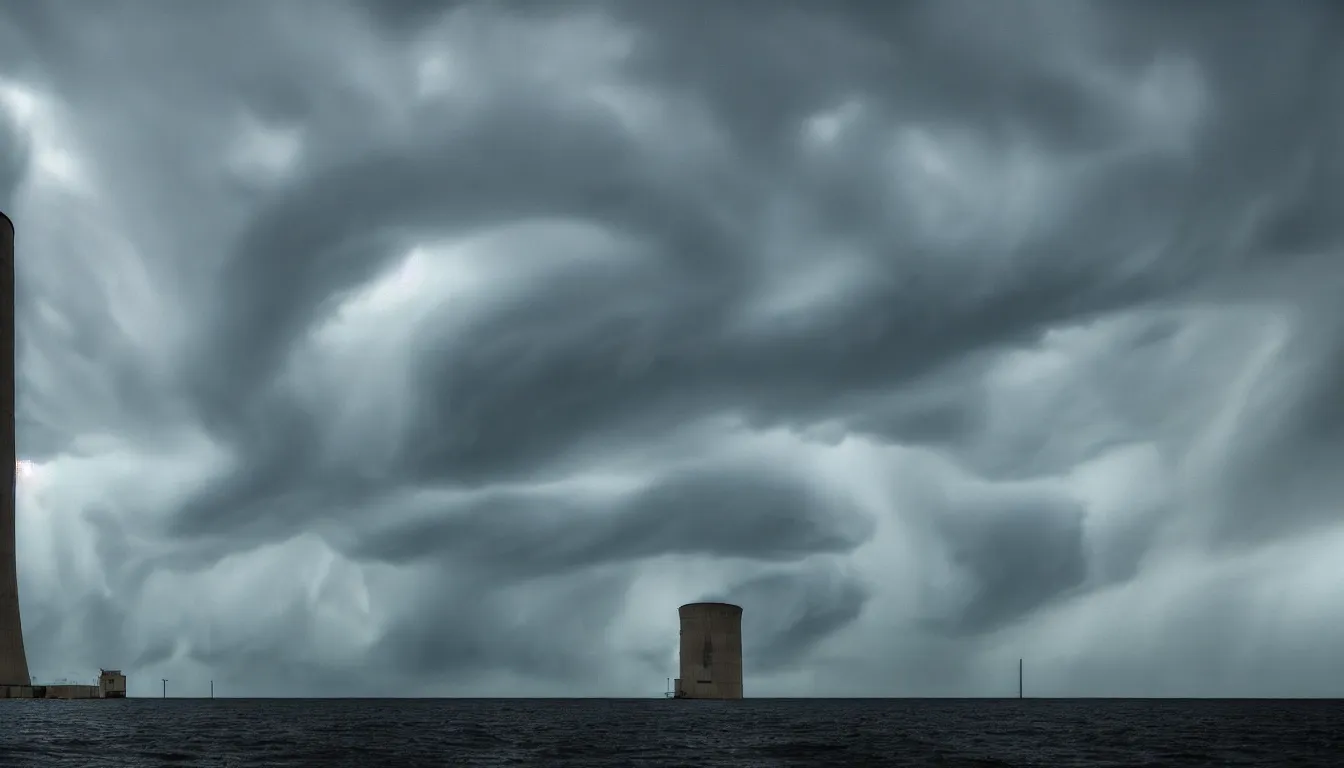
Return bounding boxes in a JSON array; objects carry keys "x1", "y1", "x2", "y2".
[
  {"x1": 210, "y1": 680, "x2": 214, "y2": 699},
  {"x1": 1018, "y1": 659, "x2": 1023, "y2": 699},
  {"x1": 162, "y1": 678, "x2": 168, "y2": 699}
]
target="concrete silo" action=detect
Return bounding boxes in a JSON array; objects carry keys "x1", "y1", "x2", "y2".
[
  {"x1": 674, "y1": 602, "x2": 743, "y2": 699},
  {"x1": 0, "y1": 210, "x2": 30, "y2": 688}
]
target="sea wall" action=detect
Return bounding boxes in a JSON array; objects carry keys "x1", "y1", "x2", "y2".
[
  {"x1": 0, "y1": 684, "x2": 104, "y2": 699},
  {"x1": 45, "y1": 685, "x2": 101, "y2": 699}
]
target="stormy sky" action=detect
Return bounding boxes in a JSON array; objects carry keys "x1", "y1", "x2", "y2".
[{"x1": 1, "y1": 0, "x2": 1342, "y2": 698}]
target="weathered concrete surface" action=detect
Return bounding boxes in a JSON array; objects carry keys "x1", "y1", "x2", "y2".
[
  {"x1": 0, "y1": 211, "x2": 29, "y2": 687},
  {"x1": 44, "y1": 684, "x2": 101, "y2": 699},
  {"x1": 676, "y1": 602, "x2": 744, "y2": 699}
]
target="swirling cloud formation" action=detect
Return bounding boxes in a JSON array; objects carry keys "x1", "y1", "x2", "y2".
[{"x1": 2, "y1": 0, "x2": 1342, "y2": 696}]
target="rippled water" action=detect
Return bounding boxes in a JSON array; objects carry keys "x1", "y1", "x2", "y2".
[{"x1": 1, "y1": 698, "x2": 1340, "y2": 767}]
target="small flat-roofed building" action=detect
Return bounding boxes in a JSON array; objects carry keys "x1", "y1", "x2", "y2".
[{"x1": 99, "y1": 669, "x2": 127, "y2": 698}]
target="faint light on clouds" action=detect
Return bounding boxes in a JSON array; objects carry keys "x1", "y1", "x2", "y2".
[{"x1": 0, "y1": 78, "x2": 92, "y2": 192}]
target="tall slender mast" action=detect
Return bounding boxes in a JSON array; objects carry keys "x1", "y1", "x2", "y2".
[
  {"x1": 1018, "y1": 658, "x2": 1023, "y2": 699},
  {"x1": 0, "y1": 211, "x2": 30, "y2": 687}
]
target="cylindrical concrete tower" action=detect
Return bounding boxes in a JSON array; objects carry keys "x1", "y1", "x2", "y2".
[
  {"x1": 675, "y1": 602, "x2": 743, "y2": 699},
  {"x1": 0, "y1": 210, "x2": 29, "y2": 686}
]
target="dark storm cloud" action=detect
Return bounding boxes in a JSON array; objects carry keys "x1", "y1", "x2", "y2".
[
  {"x1": 709, "y1": 564, "x2": 869, "y2": 673},
  {"x1": 830, "y1": 360, "x2": 993, "y2": 450},
  {"x1": 345, "y1": 461, "x2": 872, "y2": 577},
  {"x1": 620, "y1": 0, "x2": 1344, "y2": 284},
  {"x1": 932, "y1": 491, "x2": 1087, "y2": 634},
  {"x1": 357, "y1": 0, "x2": 464, "y2": 30},
  {"x1": 0, "y1": 1, "x2": 52, "y2": 71},
  {"x1": 5, "y1": 0, "x2": 1344, "y2": 697},
  {"x1": 184, "y1": 99, "x2": 746, "y2": 432},
  {"x1": 162, "y1": 0, "x2": 1344, "y2": 544},
  {"x1": 368, "y1": 566, "x2": 634, "y2": 687},
  {"x1": 177, "y1": 127, "x2": 1170, "y2": 540}
]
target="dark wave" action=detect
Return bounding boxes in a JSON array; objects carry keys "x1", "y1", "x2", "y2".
[{"x1": 0, "y1": 698, "x2": 1340, "y2": 767}]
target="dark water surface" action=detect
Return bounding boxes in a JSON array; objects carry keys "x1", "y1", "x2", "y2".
[{"x1": 1, "y1": 698, "x2": 1341, "y2": 767}]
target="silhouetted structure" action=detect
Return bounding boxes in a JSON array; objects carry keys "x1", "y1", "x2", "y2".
[
  {"x1": 0, "y1": 210, "x2": 29, "y2": 688},
  {"x1": 0, "y1": 213, "x2": 127, "y2": 700},
  {"x1": 673, "y1": 602, "x2": 743, "y2": 699}
]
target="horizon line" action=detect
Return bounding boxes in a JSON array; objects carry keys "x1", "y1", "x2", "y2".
[{"x1": 89, "y1": 695, "x2": 1344, "y2": 701}]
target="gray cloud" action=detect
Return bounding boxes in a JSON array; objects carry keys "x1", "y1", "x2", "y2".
[
  {"x1": 932, "y1": 489, "x2": 1087, "y2": 634},
  {"x1": 707, "y1": 563, "x2": 869, "y2": 674},
  {"x1": 2, "y1": 0, "x2": 1343, "y2": 697},
  {"x1": 0, "y1": 108, "x2": 25, "y2": 207},
  {"x1": 344, "y1": 460, "x2": 873, "y2": 576}
]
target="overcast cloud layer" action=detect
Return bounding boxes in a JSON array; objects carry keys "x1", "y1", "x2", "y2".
[{"x1": 2, "y1": 0, "x2": 1342, "y2": 698}]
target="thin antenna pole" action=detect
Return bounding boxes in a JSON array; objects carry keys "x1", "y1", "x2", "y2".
[
  {"x1": 210, "y1": 680, "x2": 214, "y2": 699},
  {"x1": 1018, "y1": 659, "x2": 1023, "y2": 699},
  {"x1": 162, "y1": 678, "x2": 168, "y2": 699}
]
